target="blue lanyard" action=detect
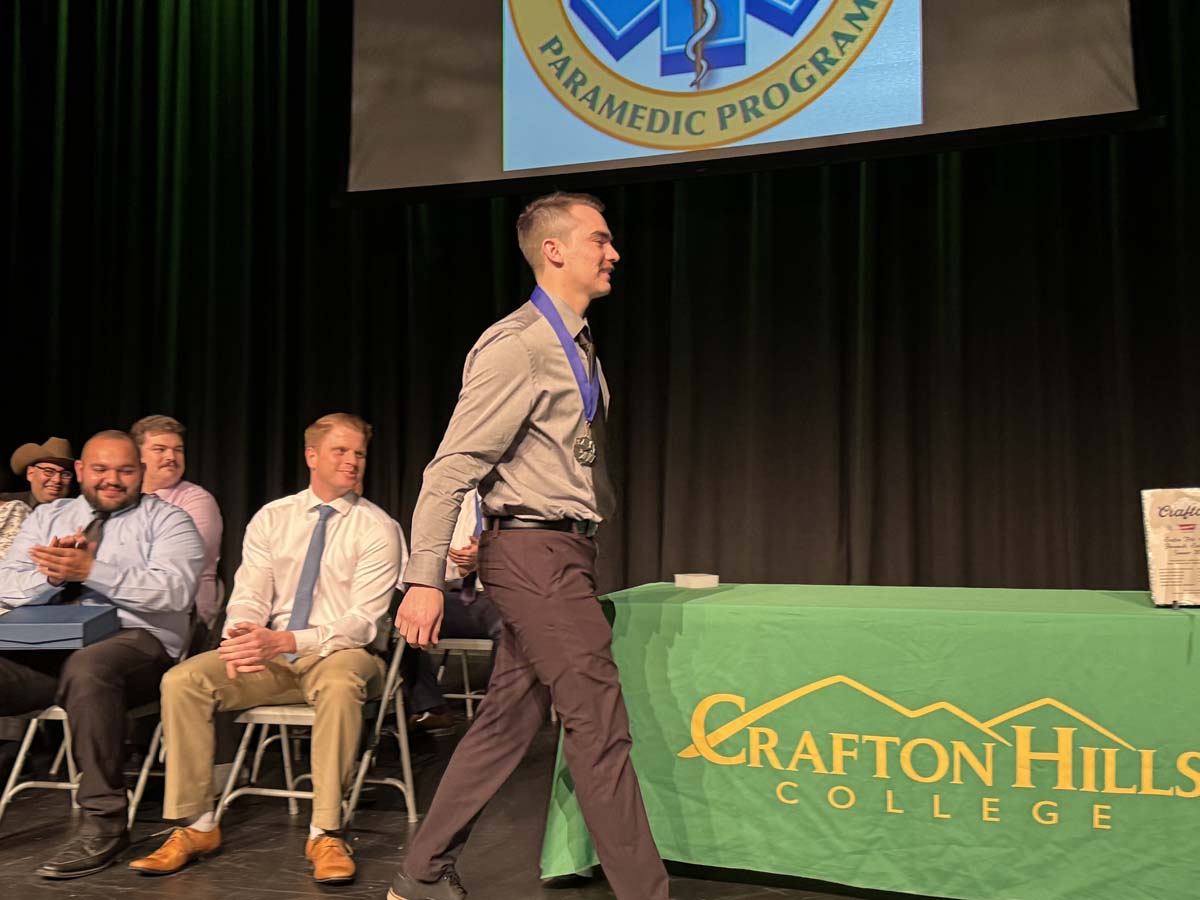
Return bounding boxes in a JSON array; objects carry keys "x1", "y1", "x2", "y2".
[{"x1": 530, "y1": 286, "x2": 599, "y2": 423}]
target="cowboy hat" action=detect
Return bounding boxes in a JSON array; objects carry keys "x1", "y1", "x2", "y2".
[{"x1": 10, "y1": 437, "x2": 75, "y2": 475}]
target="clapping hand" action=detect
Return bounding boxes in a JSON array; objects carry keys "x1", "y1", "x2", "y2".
[{"x1": 30, "y1": 533, "x2": 96, "y2": 586}]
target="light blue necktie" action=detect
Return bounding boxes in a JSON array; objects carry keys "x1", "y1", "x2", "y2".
[{"x1": 287, "y1": 504, "x2": 336, "y2": 638}]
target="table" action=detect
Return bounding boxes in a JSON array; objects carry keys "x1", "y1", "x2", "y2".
[{"x1": 540, "y1": 583, "x2": 1200, "y2": 900}]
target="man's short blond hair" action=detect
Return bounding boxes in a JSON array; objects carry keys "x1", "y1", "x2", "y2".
[
  {"x1": 304, "y1": 413, "x2": 373, "y2": 451},
  {"x1": 130, "y1": 415, "x2": 185, "y2": 449},
  {"x1": 516, "y1": 191, "x2": 605, "y2": 273}
]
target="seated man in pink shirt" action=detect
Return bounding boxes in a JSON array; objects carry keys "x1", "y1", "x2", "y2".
[{"x1": 130, "y1": 416, "x2": 223, "y2": 627}]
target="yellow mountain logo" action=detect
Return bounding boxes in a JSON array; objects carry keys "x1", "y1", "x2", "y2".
[
  {"x1": 671, "y1": 676, "x2": 1200, "y2": 833},
  {"x1": 673, "y1": 675, "x2": 1200, "y2": 827},
  {"x1": 678, "y1": 675, "x2": 1136, "y2": 757}
]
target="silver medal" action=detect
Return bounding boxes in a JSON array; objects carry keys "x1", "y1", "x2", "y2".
[{"x1": 574, "y1": 432, "x2": 596, "y2": 466}]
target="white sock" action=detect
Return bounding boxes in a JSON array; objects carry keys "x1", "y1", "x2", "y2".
[
  {"x1": 308, "y1": 824, "x2": 326, "y2": 840},
  {"x1": 188, "y1": 811, "x2": 217, "y2": 833}
]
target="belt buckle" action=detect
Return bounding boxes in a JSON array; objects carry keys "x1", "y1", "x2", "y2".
[{"x1": 573, "y1": 520, "x2": 599, "y2": 537}]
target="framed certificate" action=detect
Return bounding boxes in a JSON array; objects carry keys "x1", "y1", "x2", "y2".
[{"x1": 1141, "y1": 488, "x2": 1200, "y2": 607}]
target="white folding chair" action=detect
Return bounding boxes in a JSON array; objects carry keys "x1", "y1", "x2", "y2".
[
  {"x1": 124, "y1": 579, "x2": 227, "y2": 824},
  {"x1": 0, "y1": 706, "x2": 81, "y2": 825},
  {"x1": 0, "y1": 697, "x2": 174, "y2": 830},
  {"x1": 0, "y1": 583, "x2": 225, "y2": 830},
  {"x1": 214, "y1": 632, "x2": 417, "y2": 826},
  {"x1": 434, "y1": 638, "x2": 561, "y2": 724},
  {"x1": 435, "y1": 638, "x2": 494, "y2": 720}
]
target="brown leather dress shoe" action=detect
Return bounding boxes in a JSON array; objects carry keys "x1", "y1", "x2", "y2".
[
  {"x1": 128, "y1": 826, "x2": 221, "y2": 876},
  {"x1": 306, "y1": 834, "x2": 356, "y2": 884}
]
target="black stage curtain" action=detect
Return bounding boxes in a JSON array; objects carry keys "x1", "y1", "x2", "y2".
[{"x1": 2, "y1": 1, "x2": 1197, "y2": 595}]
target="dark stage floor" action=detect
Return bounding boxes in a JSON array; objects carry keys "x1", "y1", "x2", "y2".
[{"x1": 0, "y1": 716, "x2": 934, "y2": 900}]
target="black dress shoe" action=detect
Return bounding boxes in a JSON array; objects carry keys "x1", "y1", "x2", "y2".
[
  {"x1": 387, "y1": 868, "x2": 467, "y2": 900},
  {"x1": 35, "y1": 829, "x2": 130, "y2": 879}
]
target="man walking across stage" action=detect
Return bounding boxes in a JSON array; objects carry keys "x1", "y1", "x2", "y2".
[{"x1": 387, "y1": 192, "x2": 669, "y2": 900}]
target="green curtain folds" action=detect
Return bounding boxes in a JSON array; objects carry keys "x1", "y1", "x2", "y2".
[{"x1": 2, "y1": 1, "x2": 1198, "y2": 595}]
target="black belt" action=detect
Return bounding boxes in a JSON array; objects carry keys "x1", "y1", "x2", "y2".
[{"x1": 487, "y1": 517, "x2": 600, "y2": 537}]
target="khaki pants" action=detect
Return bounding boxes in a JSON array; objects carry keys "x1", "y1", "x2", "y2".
[{"x1": 161, "y1": 648, "x2": 385, "y2": 831}]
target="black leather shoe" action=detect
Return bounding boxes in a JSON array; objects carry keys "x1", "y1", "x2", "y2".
[
  {"x1": 35, "y1": 829, "x2": 130, "y2": 879},
  {"x1": 387, "y1": 868, "x2": 467, "y2": 900}
]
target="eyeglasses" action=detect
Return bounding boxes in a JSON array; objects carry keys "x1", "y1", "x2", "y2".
[{"x1": 33, "y1": 465, "x2": 74, "y2": 482}]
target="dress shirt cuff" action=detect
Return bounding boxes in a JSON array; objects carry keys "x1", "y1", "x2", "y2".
[
  {"x1": 85, "y1": 560, "x2": 122, "y2": 597},
  {"x1": 403, "y1": 553, "x2": 447, "y2": 593},
  {"x1": 12, "y1": 578, "x2": 64, "y2": 607},
  {"x1": 291, "y1": 627, "x2": 321, "y2": 658}
]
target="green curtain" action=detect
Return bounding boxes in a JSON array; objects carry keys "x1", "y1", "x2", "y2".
[{"x1": 2, "y1": 1, "x2": 1198, "y2": 596}]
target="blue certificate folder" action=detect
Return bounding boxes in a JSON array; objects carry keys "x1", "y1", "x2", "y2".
[{"x1": 0, "y1": 604, "x2": 121, "y2": 649}]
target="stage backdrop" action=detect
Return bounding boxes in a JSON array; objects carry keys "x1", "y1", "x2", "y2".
[{"x1": 1, "y1": 1, "x2": 1198, "y2": 599}]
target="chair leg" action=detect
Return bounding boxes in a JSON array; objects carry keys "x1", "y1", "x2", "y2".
[
  {"x1": 0, "y1": 719, "x2": 40, "y2": 826},
  {"x1": 460, "y1": 652, "x2": 474, "y2": 719},
  {"x1": 393, "y1": 693, "x2": 418, "y2": 824},
  {"x1": 279, "y1": 725, "x2": 299, "y2": 817},
  {"x1": 62, "y1": 718, "x2": 81, "y2": 810},
  {"x1": 342, "y1": 747, "x2": 375, "y2": 830},
  {"x1": 49, "y1": 733, "x2": 67, "y2": 777},
  {"x1": 216, "y1": 723, "x2": 258, "y2": 825},
  {"x1": 251, "y1": 731, "x2": 281, "y2": 784},
  {"x1": 127, "y1": 721, "x2": 162, "y2": 829}
]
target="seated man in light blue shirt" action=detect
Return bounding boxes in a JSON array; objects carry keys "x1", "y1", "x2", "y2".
[{"x1": 0, "y1": 430, "x2": 203, "y2": 879}]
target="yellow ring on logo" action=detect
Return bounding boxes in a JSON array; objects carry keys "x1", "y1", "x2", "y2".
[{"x1": 509, "y1": 0, "x2": 894, "y2": 152}]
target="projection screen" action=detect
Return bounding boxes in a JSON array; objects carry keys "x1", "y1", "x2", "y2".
[{"x1": 349, "y1": 0, "x2": 1138, "y2": 193}]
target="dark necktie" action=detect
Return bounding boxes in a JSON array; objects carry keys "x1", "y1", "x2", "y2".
[
  {"x1": 461, "y1": 492, "x2": 484, "y2": 605},
  {"x1": 58, "y1": 510, "x2": 111, "y2": 604},
  {"x1": 577, "y1": 327, "x2": 617, "y2": 520}
]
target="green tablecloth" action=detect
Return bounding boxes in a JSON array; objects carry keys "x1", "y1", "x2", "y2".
[{"x1": 540, "y1": 583, "x2": 1200, "y2": 900}]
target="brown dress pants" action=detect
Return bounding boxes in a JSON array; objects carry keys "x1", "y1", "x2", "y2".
[{"x1": 404, "y1": 528, "x2": 669, "y2": 900}]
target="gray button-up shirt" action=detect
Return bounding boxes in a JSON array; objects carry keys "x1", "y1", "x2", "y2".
[{"x1": 404, "y1": 292, "x2": 609, "y2": 590}]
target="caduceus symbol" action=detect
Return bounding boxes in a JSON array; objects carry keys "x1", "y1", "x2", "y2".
[{"x1": 686, "y1": 0, "x2": 718, "y2": 89}]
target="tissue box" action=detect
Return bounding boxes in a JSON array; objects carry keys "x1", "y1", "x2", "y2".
[
  {"x1": 0, "y1": 605, "x2": 121, "y2": 650},
  {"x1": 674, "y1": 574, "x2": 720, "y2": 588}
]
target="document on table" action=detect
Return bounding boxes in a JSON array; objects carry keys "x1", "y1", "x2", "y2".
[{"x1": 1142, "y1": 488, "x2": 1200, "y2": 607}]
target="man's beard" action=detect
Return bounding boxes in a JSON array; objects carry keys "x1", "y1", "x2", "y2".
[{"x1": 83, "y1": 482, "x2": 141, "y2": 512}]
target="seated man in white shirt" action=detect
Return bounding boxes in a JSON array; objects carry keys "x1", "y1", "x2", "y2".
[
  {"x1": 128, "y1": 413, "x2": 401, "y2": 885},
  {"x1": 404, "y1": 490, "x2": 502, "y2": 734}
]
